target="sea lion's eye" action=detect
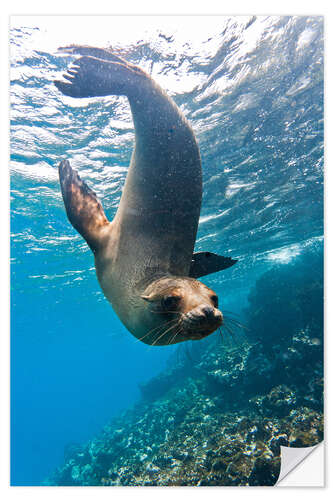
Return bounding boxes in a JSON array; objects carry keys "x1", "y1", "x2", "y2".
[
  {"x1": 211, "y1": 295, "x2": 218, "y2": 308},
  {"x1": 162, "y1": 295, "x2": 181, "y2": 311}
]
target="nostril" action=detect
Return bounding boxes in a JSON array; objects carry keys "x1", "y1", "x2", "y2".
[{"x1": 202, "y1": 306, "x2": 215, "y2": 318}]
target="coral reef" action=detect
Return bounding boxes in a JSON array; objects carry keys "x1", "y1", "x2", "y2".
[{"x1": 45, "y1": 327, "x2": 323, "y2": 487}]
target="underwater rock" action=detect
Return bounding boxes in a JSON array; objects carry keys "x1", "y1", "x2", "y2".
[
  {"x1": 45, "y1": 325, "x2": 323, "y2": 487},
  {"x1": 249, "y1": 385, "x2": 297, "y2": 417},
  {"x1": 245, "y1": 249, "x2": 323, "y2": 351}
]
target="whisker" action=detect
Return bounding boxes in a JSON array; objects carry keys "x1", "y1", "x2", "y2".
[
  {"x1": 137, "y1": 317, "x2": 178, "y2": 343},
  {"x1": 152, "y1": 320, "x2": 181, "y2": 346},
  {"x1": 223, "y1": 310, "x2": 248, "y2": 319},
  {"x1": 220, "y1": 309, "x2": 250, "y2": 332},
  {"x1": 147, "y1": 309, "x2": 181, "y2": 315},
  {"x1": 222, "y1": 323, "x2": 240, "y2": 346},
  {"x1": 222, "y1": 322, "x2": 235, "y2": 337},
  {"x1": 153, "y1": 322, "x2": 181, "y2": 346},
  {"x1": 224, "y1": 316, "x2": 249, "y2": 331},
  {"x1": 148, "y1": 319, "x2": 179, "y2": 340},
  {"x1": 215, "y1": 327, "x2": 223, "y2": 347},
  {"x1": 167, "y1": 327, "x2": 182, "y2": 345},
  {"x1": 224, "y1": 322, "x2": 243, "y2": 334},
  {"x1": 137, "y1": 324, "x2": 164, "y2": 343},
  {"x1": 221, "y1": 325, "x2": 233, "y2": 347}
]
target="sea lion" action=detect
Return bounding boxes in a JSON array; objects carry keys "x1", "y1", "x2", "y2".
[{"x1": 55, "y1": 45, "x2": 237, "y2": 345}]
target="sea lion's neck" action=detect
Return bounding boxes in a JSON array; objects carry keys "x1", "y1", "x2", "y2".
[{"x1": 128, "y1": 77, "x2": 197, "y2": 157}]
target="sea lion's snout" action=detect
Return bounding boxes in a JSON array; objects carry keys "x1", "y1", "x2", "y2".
[
  {"x1": 188, "y1": 305, "x2": 222, "y2": 323},
  {"x1": 183, "y1": 304, "x2": 223, "y2": 339},
  {"x1": 202, "y1": 305, "x2": 219, "y2": 320}
]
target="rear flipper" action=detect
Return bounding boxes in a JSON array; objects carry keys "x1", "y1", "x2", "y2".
[
  {"x1": 59, "y1": 160, "x2": 110, "y2": 252},
  {"x1": 55, "y1": 51, "x2": 146, "y2": 99}
]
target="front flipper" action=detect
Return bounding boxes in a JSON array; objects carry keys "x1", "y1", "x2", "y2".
[
  {"x1": 189, "y1": 252, "x2": 237, "y2": 279},
  {"x1": 59, "y1": 160, "x2": 110, "y2": 252}
]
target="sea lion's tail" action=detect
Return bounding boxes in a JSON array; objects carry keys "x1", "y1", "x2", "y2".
[{"x1": 54, "y1": 45, "x2": 146, "y2": 99}]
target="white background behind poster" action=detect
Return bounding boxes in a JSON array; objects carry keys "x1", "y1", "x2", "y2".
[{"x1": 1, "y1": 0, "x2": 330, "y2": 498}]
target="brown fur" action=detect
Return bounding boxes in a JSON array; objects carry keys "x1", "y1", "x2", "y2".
[{"x1": 56, "y1": 46, "x2": 223, "y2": 345}]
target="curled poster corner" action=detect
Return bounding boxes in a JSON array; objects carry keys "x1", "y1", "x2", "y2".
[{"x1": 276, "y1": 442, "x2": 324, "y2": 486}]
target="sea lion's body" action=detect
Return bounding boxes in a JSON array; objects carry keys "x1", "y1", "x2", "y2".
[{"x1": 56, "y1": 46, "x2": 236, "y2": 345}]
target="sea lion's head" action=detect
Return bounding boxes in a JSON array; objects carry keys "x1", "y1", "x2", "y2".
[{"x1": 140, "y1": 277, "x2": 223, "y2": 345}]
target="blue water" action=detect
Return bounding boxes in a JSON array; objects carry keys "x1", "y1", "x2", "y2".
[{"x1": 10, "y1": 16, "x2": 323, "y2": 485}]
